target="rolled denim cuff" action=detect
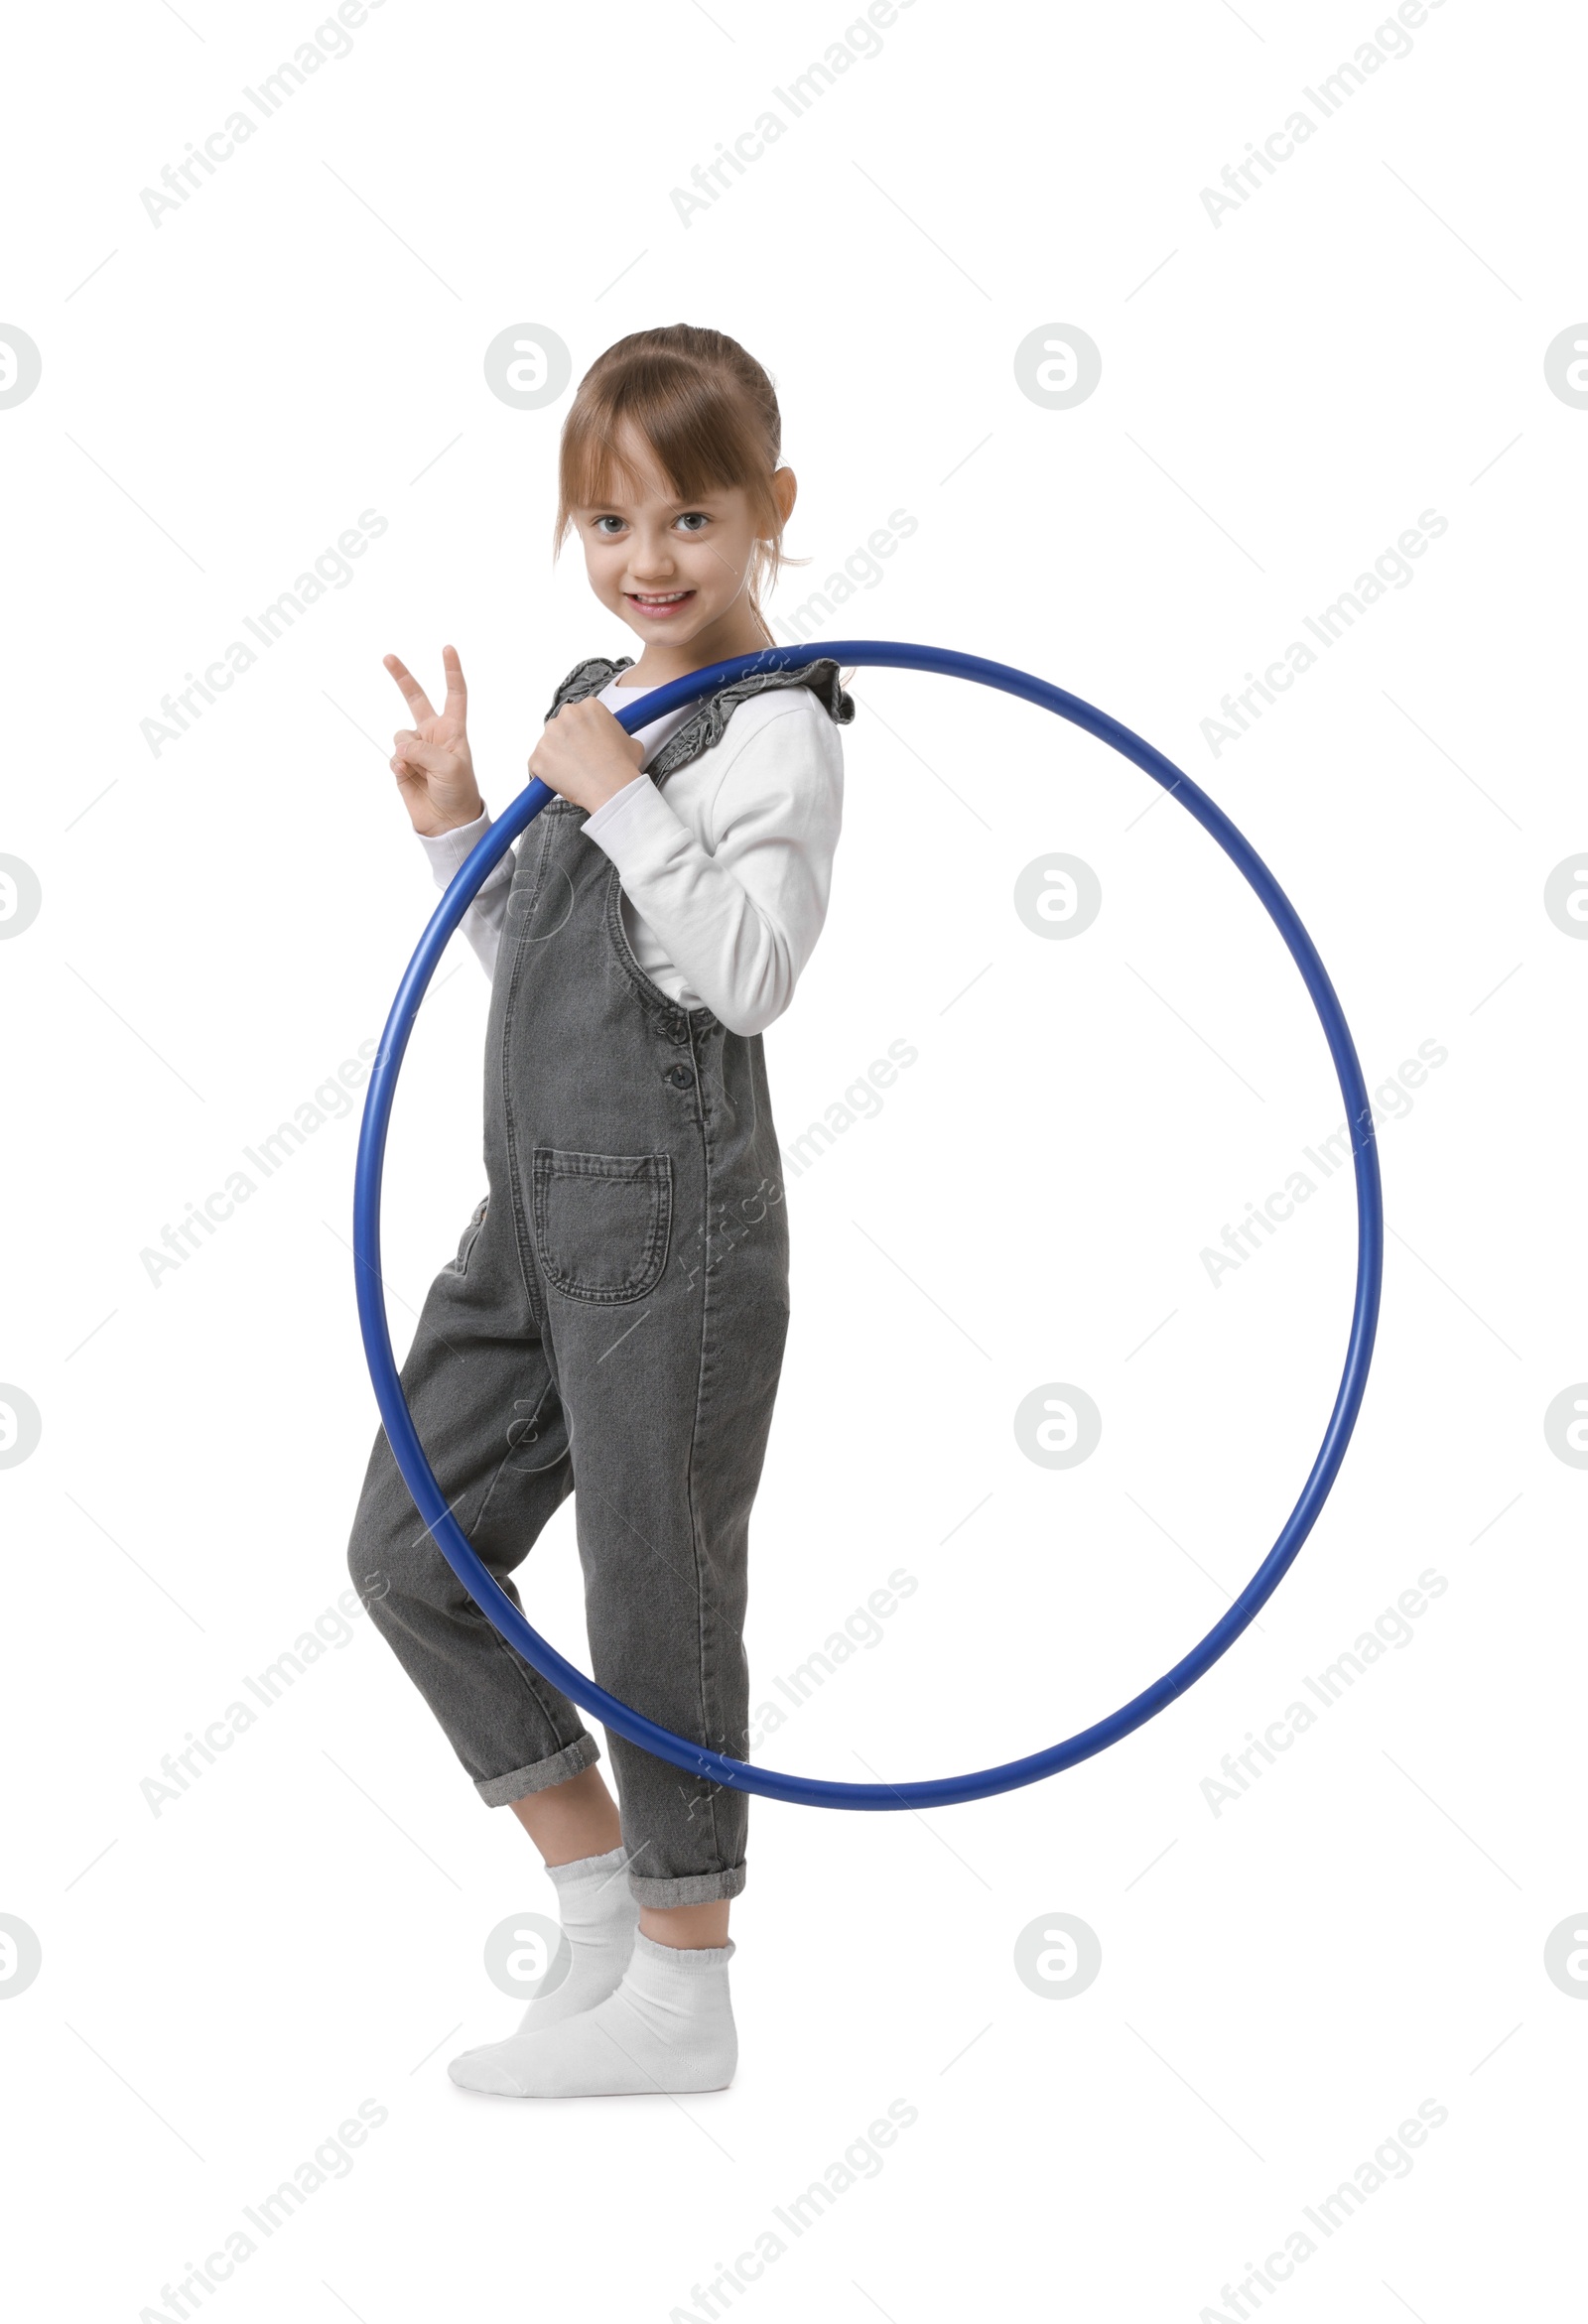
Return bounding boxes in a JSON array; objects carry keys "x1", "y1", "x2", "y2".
[
  {"x1": 475, "y1": 1732, "x2": 600, "y2": 1807},
  {"x1": 627, "y1": 1860, "x2": 746, "y2": 1908}
]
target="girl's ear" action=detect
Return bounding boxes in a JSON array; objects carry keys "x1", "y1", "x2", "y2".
[{"x1": 771, "y1": 464, "x2": 797, "y2": 528}]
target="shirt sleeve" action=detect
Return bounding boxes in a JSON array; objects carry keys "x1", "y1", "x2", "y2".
[
  {"x1": 581, "y1": 695, "x2": 844, "y2": 1036},
  {"x1": 416, "y1": 811, "x2": 513, "y2": 980}
]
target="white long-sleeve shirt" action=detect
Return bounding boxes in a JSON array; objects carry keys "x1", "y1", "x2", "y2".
[{"x1": 417, "y1": 675, "x2": 845, "y2": 1037}]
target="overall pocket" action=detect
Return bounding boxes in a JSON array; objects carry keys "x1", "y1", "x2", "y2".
[{"x1": 530, "y1": 1149, "x2": 672, "y2": 1303}]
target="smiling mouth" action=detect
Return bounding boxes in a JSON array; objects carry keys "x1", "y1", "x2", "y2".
[{"x1": 626, "y1": 588, "x2": 697, "y2": 614}]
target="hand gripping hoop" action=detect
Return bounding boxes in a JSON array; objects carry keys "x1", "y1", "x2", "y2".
[{"x1": 353, "y1": 642, "x2": 1383, "y2": 1810}]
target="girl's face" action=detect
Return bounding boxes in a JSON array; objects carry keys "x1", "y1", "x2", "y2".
[{"x1": 572, "y1": 423, "x2": 791, "y2": 655}]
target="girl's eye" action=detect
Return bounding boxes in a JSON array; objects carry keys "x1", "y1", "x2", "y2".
[
  {"x1": 675, "y1": 512, "x2": 710, "y2": 533},
  {"x1": 594, "y1": 515, "x2": 626, "y2": 536}
]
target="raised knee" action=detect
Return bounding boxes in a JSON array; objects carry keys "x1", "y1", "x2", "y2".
[
  {"x1": 347, "y1": 1473, "x2": 422, "y2": 1612},
  {"x1": 347, "y1": 1488, "x2": 467, "y2": 1620},
  {"x1": 345, "y1": 1521, "x2": 393, "y2": 1613}
]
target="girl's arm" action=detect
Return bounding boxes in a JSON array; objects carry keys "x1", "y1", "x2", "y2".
[
  {"x1": 416, "y1": 813, "x2": 513, "y2": 978},
  {"x1": 385, "y1": 646, "x2": 504, "y2": 979},
  {"x1": 578, "y1": 692, "x2": 844, "y2": 1036}
]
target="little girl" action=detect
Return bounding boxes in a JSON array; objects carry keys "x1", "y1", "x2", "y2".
[{"x1": 346, "y1": 325, "x2": 850, "y2": 2099}]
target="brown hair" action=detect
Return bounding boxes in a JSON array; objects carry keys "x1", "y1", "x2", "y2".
[{"x1": 554, "y1": 325, "x2": 793, "y2": 638}]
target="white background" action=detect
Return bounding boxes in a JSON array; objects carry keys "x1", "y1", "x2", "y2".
[{"x1": 2, "y1": 1, "x2": 1582, "y2": 2316}]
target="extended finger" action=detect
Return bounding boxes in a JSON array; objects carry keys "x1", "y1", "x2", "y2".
[
  {"x1": 441, "y1": 643, "x2": 467, "y2": 726},
  {"x1": 383, "y1": 653, "x2": 436, "y2": 726}
]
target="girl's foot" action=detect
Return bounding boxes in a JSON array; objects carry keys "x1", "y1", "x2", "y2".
[
  {"x1": 511, "y1": 1845, "x2": 639, "y2": 2030},
  {"x1": 449, "y1": 1934, "x2": 737, "y2": 2097}
]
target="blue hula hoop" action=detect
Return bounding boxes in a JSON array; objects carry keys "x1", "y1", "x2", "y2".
[{"x1": 353, "y1": 641, "x2": 1383, "y2": 1810}]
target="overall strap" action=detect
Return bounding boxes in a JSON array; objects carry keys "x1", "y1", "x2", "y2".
[
  {"x1": 543, "y1": 655, "x2": 636, "y2": 714},
  {"x1": 544, "y1": 655, "x2": 855, "y2": 786}
]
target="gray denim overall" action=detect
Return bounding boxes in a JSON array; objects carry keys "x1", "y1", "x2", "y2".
[{"x1": 347, "y1": 655, "x2": 852, "y2": 1906}]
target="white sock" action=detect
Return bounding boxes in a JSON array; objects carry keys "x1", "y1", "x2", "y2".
[
  {"x1": 507, "y1": 1846, "x2": 638, "y2": 2032},
  {"x1": 449, "y1": 1932, "x2": 737, "y2": 2097}
]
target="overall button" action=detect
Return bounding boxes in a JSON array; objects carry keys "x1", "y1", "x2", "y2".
[{"x1": 666, "y1": 1065, "x2": 693, "y2": 1088}]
